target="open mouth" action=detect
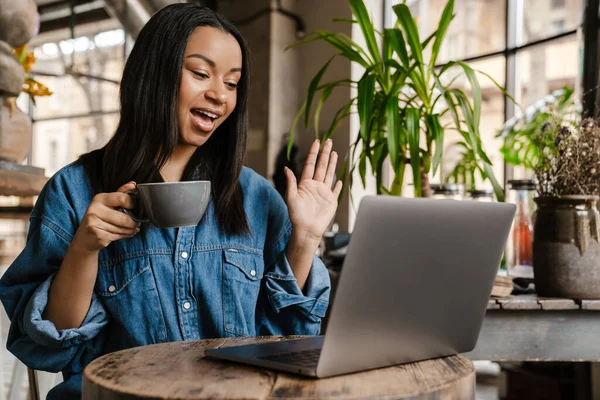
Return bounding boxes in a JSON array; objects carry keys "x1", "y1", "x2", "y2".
[
  {"x1": 190, "y1": 109, "x2": 220, "y2": 132},
  {"x1": 192, "y1": 109, "x2": 219, "y2": 121}
]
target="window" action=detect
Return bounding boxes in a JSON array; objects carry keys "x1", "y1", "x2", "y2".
[
  {"x1": 384, "y1": 0, "x2": 584, "y2": 191},
  {"x1": 550, "y1": 19, "x2": 566, "y2": 35},
  {"x1": 29, "y1": 29, "x2": 125, "y2": 176},
  {"x1": 524, "y1": 0, "x2": 582, "y2": 43},
  {"x1": 520, "y1": 37, "x2": 580, "y2": 108},
  {"x1": 388, "y1": 0, "x2": 506, "y2": 63}
]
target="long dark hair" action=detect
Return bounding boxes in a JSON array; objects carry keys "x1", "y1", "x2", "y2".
[{"x1": 79, "y1": 4, "x2": 250, "y2": 235}]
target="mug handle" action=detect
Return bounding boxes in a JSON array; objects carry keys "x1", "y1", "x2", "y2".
[{"x1": 121, "y1": 190, "x2": 150, "y2": 223}]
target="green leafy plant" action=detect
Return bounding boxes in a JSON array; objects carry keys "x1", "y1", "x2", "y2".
[
  {"x1": 446, "y1": 88, "x2": 577, "y2": 190},
  {"x1": 445, "y1": 141, "x2": 479, "y2": 189},
  {"x1": 497, "y1": 87, "x2": 578, "y2": 170},
  {"x1": 288, "y1": 0, "x2": 507, "y2": 200}
]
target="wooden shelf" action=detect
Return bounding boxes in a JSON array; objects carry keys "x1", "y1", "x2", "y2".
[
  {"x1": 0, "y1": 205, "x2": 34, "y2": 220},
  {"x1": 0, "y1": 161, "x2": 47, "y2": 197}
]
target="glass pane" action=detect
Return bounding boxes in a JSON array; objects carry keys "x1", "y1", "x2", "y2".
[
  {"x1": 30, "y1": 30, "x2": 124, "y2": 120},
  {"x1": 440, "y1": 57, "x2": 506, "y2": 191},
  {"x1": 507, "y1": 35, "x2": 581, "y2": 180},
  {"x1": 32, "y1": 115, "x2": 118, "y2": 177},
  {"x1": 519, "y1": 36, "x2": 580, "y2": 108},
  {"x1": 523, "y1": 0, "x2": 583, "y2": 44},
  {"x1": 388, "y1": 0, "x2": 507, "y2": 63}
]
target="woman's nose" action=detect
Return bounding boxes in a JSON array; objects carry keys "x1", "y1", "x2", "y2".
[{"x1": 205, "y1": 86, "x2": 228, "y2": 105}]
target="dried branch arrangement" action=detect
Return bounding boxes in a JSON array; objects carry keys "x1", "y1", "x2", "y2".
[{"x1": 535, "y1": 119, "x2": 600, "y2": 197}]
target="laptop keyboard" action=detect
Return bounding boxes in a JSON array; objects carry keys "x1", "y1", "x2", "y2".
[{"x1": 258, "y1": 348, "x2": 321, "y2": 368}]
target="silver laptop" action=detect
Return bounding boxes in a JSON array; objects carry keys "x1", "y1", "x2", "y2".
[{"x1": 206, "y1": 196, "x2": 515, "y2": 378}]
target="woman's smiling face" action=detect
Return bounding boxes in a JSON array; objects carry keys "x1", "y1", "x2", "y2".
[{"x1": 177, "y1": 26, "x2": 242, "y2": 148}]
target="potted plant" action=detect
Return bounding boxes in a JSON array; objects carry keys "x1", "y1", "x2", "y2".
[
  {"x1": 288, "y1": 0, "x2": 506, "y2": 200},
  {"x1": 498, "y1": 87, "x2": 578, "y2": 171},
  {"x1": 532, "y1": 118, "x2": 600, "y2": 299},
  {"x1": 0, "y1": 44, "x2": 52, "y2": 164},
  {"x1": 0, "y1": 0, "x2": 52, "y2": 164}
]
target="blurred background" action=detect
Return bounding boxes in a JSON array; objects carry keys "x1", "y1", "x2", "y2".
[{"x1": 0, "y1": 0, "x2": 598, "y2": 399}]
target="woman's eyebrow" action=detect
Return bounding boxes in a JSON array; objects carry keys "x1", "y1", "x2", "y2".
[{"x1": 186, "y1": 53, "x2": 242, "y2": 72}]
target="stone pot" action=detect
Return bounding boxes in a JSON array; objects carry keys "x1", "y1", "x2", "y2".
[
  {"x1": 0, "y1": 97, "x2": 32, "y2": 163},
  {"x1": 0, "y1": 0, "x2": 38, "y2": 48},
  {"x1": 533, "y1": 195, "x2": 600, "y2": 299},
  {"x1": 0, "y1": 41, "x2": 24, "y2": 96}
]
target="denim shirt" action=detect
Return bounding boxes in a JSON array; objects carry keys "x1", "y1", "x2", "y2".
[{"x1": 0, "y1": 162, "x2": 330, "y2": 399}]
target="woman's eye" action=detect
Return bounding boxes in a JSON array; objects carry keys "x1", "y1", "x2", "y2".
[
  {"x1": 226, "y1": 82, "x2": 238, "y2": 89},
  {"x1": 192, "y1": 71, "x2": 209, "y2": 79}
]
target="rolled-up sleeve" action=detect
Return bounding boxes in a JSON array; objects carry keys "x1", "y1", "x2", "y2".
[
  {"x1": 256, "y1": 186, "x2": 331, "y2": 336},
  {"x1": 23, "y1": 273, "x2": 109, "y2": 350},
  {"x1": 0, "y1": 215, "x2": 109, "y2": 373},
  {"x1": 264, "y1": 223, "x2": 330, "y2": 320}
]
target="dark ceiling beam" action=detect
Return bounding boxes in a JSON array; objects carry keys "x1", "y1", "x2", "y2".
[
  {"x1": 37, "y1": 0, "x2": 96, "y2": 14},
  {"x1": 38, "y1": 7, "x2": 111, "y2": 34}
]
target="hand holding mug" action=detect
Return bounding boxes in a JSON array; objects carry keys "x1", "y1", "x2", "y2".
[
  {"x1": 72, "y1": 182, "x2": 141, "y2": 252},
  {"x1": 121, "y1": 181, "x2": 211, "y2": 228}
]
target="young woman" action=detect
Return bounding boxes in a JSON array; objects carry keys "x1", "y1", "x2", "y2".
[{"x1": 0, "y1": 4, "x2": 341, "y2": 399}]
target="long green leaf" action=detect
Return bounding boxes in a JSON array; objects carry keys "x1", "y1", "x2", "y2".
[
  {"x1": 421, "y1": 31, "x2": 436, "y2": 50},
  {"x1": 382, "y1": 30, "x2": 393, "y2": 65},
  {"x1": 393, "y1": 4, "x2": 423, "y2": 68},
  {"x1": 287, "y1": 100, "x2": 306, "y2": 158},
  {"x1": 385, "y1": 96, "x2": 402, "y2": 170},
  {"x1": 408, "y1": 72, "x2": 429, "y2": 104},
  {"x1": 349, "y1": 0, "x2": 382, "y2": 72},
  {"x1": 322, "y1": 99, "x2": 356, "y2": 142},
  {"x1": 390, "y1": 162, "x2": 406, "y2": 195},
  {"x1": 304, "y1": 56, "x2": 336, "y2": 128},
  {"x1": 340, "y1": 134, "x2": 363, "y2": 202},
  {"x1": 457, "y1": 62, "x2": 481, "y2": 131},
  {"x1": 286, "y1": 31, "x2": 372, "y2": 68},
  {"x1": 358, "y1": 72, "x2": 377, "y2": 142},
  {"x1": 441, "y1": 85, "x2": 460, "y2": 129},
  {"x1": 284, "y1": 33, "x2": 323, "y2": 51},
  {"x1": 384, "y1": 28, "x2": 410, "y2": 67},
  {"x1": 452, "y1": 89, "x2": 474, "y2": 129},
  {"x1": 474, "y1": 135, "x2": 493, "y2": 165},
  {"x1": 315, "y1": 31, "x2": 371, "y2": 68},
  {"x1": 406, "y1": 107, "x2": 421, "y2": 196},
  {"x1": 373, "y1": 143, "x2": 389, "y2": 194},
  {"x1": 358, "y1": 151, "x2": 367, "y2": 188},
  {"x1": 427, "y1": 114, "x2": 444, "y2": 176},
  {"x1": 389, "y1": 62, "x2": 417, "y2": 96},
  {"x1": 475, "y1": 68, "x2": 519, "y2": 106},
  {"x1": 452, "y1": 89, "x2": 480, "y2": 159},
  {"x1": 337, "y1": 32, "x2": 375, "y2": 62},
  {"x1": 482, "y1": 162, "x2": 505, "y2": 202},
  {"x1": 430, "y1": 0, "x2": 454, "y2": 69},
  {"x1": 314, "y1": 84, "x2": 336, "y2": 137},
  {"x1": 421, "y1": 149, "x2": 431, "y2": 174},
  {"x1": 333, "y1": 18, "x2": 358, "y2": 24}
]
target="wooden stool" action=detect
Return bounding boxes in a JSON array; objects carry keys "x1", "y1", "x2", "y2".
[{"x1": 83, "y1": 336, "x2": 475, "y2": 399}]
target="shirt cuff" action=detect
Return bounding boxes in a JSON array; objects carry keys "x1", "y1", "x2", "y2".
[
  {"x1": 264, "y1": 251, "x2": 330, "y2": 318},
  {"x1": 22, "y1": 273, "x2": 109, "y2": 349}
]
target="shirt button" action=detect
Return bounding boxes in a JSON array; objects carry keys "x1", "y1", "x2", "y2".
[
  {"x1": 250, "y1": 270, "x2": 256, "y2": 277},
  {"x1": 181, "y1": 252, "x2": 189, "y2": 259},
  {"x1": 108, "y1": 285, "x2": 116, "y2": 293},
  {"x1": 183, "y1": 302, "x2": 191, "y2": 310}
]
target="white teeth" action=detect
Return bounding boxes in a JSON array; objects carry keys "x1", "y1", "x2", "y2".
[{"x1": 196, "y1": 110, "x2": 218, "y2": 119}]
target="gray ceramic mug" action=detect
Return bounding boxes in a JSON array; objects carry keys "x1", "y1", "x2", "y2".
[{"x1": 123, "y1": 181, "x2": 211, "y2": 228}]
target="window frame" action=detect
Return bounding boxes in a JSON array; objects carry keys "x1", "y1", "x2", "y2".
[{"x1": 384, "y1": 0, "x2": 588, "y2": 193}]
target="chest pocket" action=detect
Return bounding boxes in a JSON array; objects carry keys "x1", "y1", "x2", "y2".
[
  {"x1": 95, "y1": 255, "x2": 168, "y2": 345},
  {"x1": 222, "y1": 248, "x2": 264, "y2": 336}
]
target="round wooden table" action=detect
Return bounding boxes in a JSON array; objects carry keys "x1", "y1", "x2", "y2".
[{"x1": 83, "y1": 336, "x2": 475, "y2": 399}]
